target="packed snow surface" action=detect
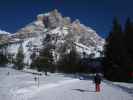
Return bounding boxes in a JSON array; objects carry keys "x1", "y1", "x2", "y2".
[{"x1": 0, "y1": 67, "x2": 133, "y2": 100}]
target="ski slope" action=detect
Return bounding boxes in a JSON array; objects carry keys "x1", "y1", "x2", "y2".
[{"x1": 0, "y1": 67, "x2": 133, "y2": 100}]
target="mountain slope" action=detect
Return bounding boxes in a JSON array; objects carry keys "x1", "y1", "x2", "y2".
[{"x1": 1, "y1": 9, "x2": 104, "y2": 66}]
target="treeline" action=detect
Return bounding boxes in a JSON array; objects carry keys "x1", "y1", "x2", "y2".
[
  {"x1": 57, "y1": 47, "x2": 89, "y2": 73},
  {"x1": 31, "y1": 46, "x2": 89, "y2": 74},
  {"x1": 30, "y1": 34, "x2": 90, "y2": 75},
  {"x1": 103, "y1": 17, "x2": 133, "y2": 82},
  {"x1": 0, "y1": 43, "x2": 25, "y2": 70},
  {"x1": 0, "y1": 44, "x2": 8, "y2": 65}
]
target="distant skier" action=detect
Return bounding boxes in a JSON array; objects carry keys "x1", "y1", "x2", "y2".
[
  {"x1": 7, "y1": 72, "x2": 10, "y2": 75},
  {"x1": 94, "y1": 73, "x2": 101, "y2": 92},
  {"x1": 34, "y1": 76, "x2": 37, "y2": 82}
]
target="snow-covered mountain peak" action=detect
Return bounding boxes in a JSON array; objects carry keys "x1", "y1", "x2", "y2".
[
  {"x1": 0, "y1": 29, "x2": 10, "y2": 35},
  {"x1": 0, "y1": 29, "x2": 12, "y2": 45},
  {"x1": 15, "y1": 9, "x2": 104, "y2": 46},
  {"x1": 0, "y1": 9, "x2": 105, "y2": 66}
]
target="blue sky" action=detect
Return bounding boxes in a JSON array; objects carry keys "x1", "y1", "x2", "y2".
[{"x1": 0, "y1": 0, "x2": 133, "y2": 38}]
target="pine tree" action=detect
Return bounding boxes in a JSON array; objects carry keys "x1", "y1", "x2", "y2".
[
  {"x1": 0, "y1": 53, "x2": 8, "y2": 65},
  {"x1": 14, "y1": 43, "x2": 24, "y2": 70},
  {"x1": 124, "y1": 18, "x2": 133, "y2": 80},
  {"x1": 103, "y1": 17, "x2": 126, "y2": 81},
  {"x1": 58, "y1": 46, "x2": 84, "y2": 73},
  {"x1": 0, "y1": 44, "x2": 8, "y2": 65},
  {"x1": 37, "y1": 45, "x2": 54, "y2": 74},
  {"x1": 30, "y1": 51, "x2": 37, "y2": 69},
  {"x1": 31, "y1": 34, "x2": 55, "y2": 75},
  {"x1": 124, "y1": 18, "x2": 133, "y2": 60}
]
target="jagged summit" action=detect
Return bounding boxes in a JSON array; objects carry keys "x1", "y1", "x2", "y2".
[
  {"x1": 37, "y1": 9, "x2": 68, "y2": 28},
  {"x1": 15, "y1": 9, "x2": 104, "y2": 44}
]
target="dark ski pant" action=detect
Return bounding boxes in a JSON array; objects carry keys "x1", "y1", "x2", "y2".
[{"x1": 95, "y1": 83, "x2": 100, "y2": 92}]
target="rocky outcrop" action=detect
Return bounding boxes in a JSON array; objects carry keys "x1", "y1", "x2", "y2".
[{"x1": 15, "y1": 9, "x2": 72, "y2": 39}]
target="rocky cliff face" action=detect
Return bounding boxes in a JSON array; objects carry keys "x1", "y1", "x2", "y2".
[
  {"x1": 15, "y1": 9, "x2": 71, "y2": 39},
  {"x1": 0, "y1": 9, "x2": 104, "y2": 66}
]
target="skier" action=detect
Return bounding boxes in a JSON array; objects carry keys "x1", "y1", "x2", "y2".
[
  {"x1": 7, "y1": 72, "x2": 10, "y2": 75},
  {"x1": 94, "y1": 73, "x2": 101, "y2": 92},
  {"x1": 34, "y1": 76, "x2": 37, "y2": 82}
]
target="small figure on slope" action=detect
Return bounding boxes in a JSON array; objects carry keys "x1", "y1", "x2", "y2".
[{"x1": 94, "y1": 73, "x2": 101, "y2": 92}]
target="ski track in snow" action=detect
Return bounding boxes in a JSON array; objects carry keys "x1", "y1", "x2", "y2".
[
  {"x1": 0, "y1": 67, "x2": 133, "y2": 100},
  {"x1": 13, "y1": 79, "x2": 79, "y2": 100}
]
